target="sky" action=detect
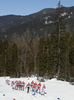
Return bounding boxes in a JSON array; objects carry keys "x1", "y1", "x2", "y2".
[{"x1": 0, "y1": 0, "x2": 74, "y2": 16}]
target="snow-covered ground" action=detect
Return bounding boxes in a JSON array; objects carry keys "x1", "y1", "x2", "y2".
[{"x1": 0, "y1": 76, "x2": 74, "y2": 100}]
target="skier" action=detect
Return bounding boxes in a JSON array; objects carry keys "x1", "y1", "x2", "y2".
[
  {"x1": 32, "y1": 82, "x2": 37, "y2": 95},
  {"x1": 21, "y1": 81, "x2": 25, "y2": 91},
  {"x1": 31, "y1": 81, "x2": 34, "y2": 88},
  {"x1": 8, "y1": 80, "x2": 10, "y2": 85},
  {"x1": 32, "y1": 84, "x2": 36, "y2": 95},
  {"x1": 6, "y1": 80, "x2": 10, "y2": 85},
  {"x1": 18, "y1": 81, "x2": 21, "y2": 90},
  {"x1": 12, "y1": 82, "x2": 16, "y2": 89},
  {"x1": 41, "y1": 84, "x2": 46, "y2": 95},
  {"x1": 34, "y1": 82, "x2": 37, "y2": 91},
  {"x1": 16, "y1": 81, "x2": 19, "y2": 90},
  {"x1": 27, "y1": 83, "x2": 30, "y2": 93},
  {"x1": 11, "y1": 81, "x2": 14, "y2": 86},
  {"x1": 37, "y1": 82, "x2": 41, "y2": 93}
]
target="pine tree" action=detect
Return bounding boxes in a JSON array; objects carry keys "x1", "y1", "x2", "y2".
[
  {"x1": 46, "y1": 36, "x2": 55, "y2": 77},
  {"x1": 0, "y1": 40, "x2": 4, "y2": 76},
  {"x1": 69, "y1": 32, "x2": 74, "y2": 79},
  {"x1": 2, "y1": 39, "x2": 9, "y2": 76},
  {"x1": 38, "y1": 37, "x2": 46, "y2": 76},
  {"x1": 51, "y1": 1, "x2": 66, "y2": 79},
  {"x1": 11, "y1": 43, "x2": 18, "y2": 77},
  {"x1": 60, "y1": 25, "x2": 70, "y2": 80}
]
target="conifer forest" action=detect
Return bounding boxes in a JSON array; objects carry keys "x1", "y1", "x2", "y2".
[{"x1": 0, "y1": 2, "x2": 74, "y2": 81}]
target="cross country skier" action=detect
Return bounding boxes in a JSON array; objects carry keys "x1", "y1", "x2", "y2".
[
  {"x1": 34, "y1": 82, "x2": 38, "y2": 91},
  {"x1": 11, "y1": 81, "x2": 14, "y2": 86},
  {"x1": 18, "y1": 81, "x2": 21, "y2": 90},
  {"x1": 6, "y1": 80, "x2": 10, "y2": 85},
  {"x1": 37, "y1": 82, "x2": 41, "y2": 93},
  {"x1": 31, "y1": 81, "x2": 34, "y2": 88},
  {"x1": 41, "y1": 84, "x2": 47, "y2": 95},
  {"x1": 12, "y1": 81, "x2": 16, "y2": 89},
  {"x1": 32, "y1": 84, "x2": 36, "y2": 95},
  {"x1": 16, "y1": 81, "x2": 19, "y2": 90},
  {"x1": 32, "y1": 82, "x2": 37, "y2": 95},
  {"x1": 21, "y1": 81, "x2": 25, "y2": 91},
  {"x1": 27, "y1": 83, "x2": 30, "y2": 93}
]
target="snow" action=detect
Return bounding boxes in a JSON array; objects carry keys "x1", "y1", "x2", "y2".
[
  {"x1": 45, "y1": 20, "x2": 54, "y2": 24},
  {"x1": 68, "y1": 16, "x2": 71, "y2": 18},
  {"x1": 45, "y1": 20, "x2": 48, "y2": 24},
  {"x1": 71, "y1": 12, "x2": 73, "y2": 14},
  {"x1": 0, "y1": 76, "x2": 74, "y2": 100},
  {"x1": 44, "y1": 16, "x2": 50, "y2": 19},
  {"x1": 61, "y1": 12, "x2": 67, "y2": 16},
  {"x1": 49, "y1": 21, "x2": 53, "y2": 24}
]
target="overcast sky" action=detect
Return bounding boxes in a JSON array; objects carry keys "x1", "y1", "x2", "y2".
[{"x1": 0, "y1": 0, "x2": 74, "y2": 16}]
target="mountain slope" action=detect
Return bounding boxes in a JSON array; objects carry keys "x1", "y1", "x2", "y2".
[{"x1": 0, "y1": 6, "x2": 74, "y2": 40}]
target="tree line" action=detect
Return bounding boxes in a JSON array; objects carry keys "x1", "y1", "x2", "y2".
[{"x1": 0, "y1": 2, "x2": 74, "y2": 81}]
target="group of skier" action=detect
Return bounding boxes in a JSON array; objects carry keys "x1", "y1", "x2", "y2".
[
  {"x1": 6, "y1": 79, "x2": 46, "y2": 95},
  {"x1": 6, "y1": 79, "x2": 25, "y2": 90},
  {"x1": 27, "y1": 81, "x2": 46, "y2": 95},
  {"x1": 11, "y1": 80, "x2": 25, "y2": 91}
]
